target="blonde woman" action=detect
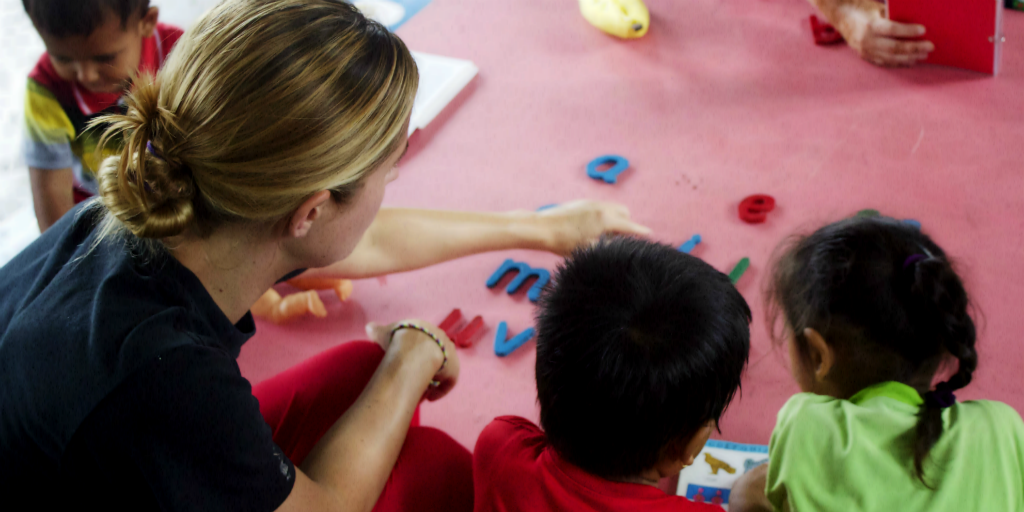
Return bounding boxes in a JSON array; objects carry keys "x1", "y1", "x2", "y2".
[{"x1": 0, "y1": 1, "x2": 649, "y2": 511}]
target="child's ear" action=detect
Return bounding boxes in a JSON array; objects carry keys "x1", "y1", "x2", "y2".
[
  {"x1": 138, "y1": 6, "x2": 159, "y2": 38},
  {"x1": 680, "y1": 420, "x2": 715, "y2": 466},
  {"x1": 652, "y1": 420, "x2": 715, "y2": 478},
  {"x1": 802, "y1": 328, "x2": 835, "y2": 382}
]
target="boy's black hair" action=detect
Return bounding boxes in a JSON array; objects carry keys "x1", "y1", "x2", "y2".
[
  {"x1": 23, "y1": 0, "x2": 151, "y2": 38},
  {"x1": 766, "y1": 216, "x2": 977, "y2": 487},
  {"x1": 535, "y1": 236, "x2": 751, "y2": 479}
]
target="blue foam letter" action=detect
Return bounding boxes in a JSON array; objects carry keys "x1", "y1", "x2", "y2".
[
  {"x1": 586, "y1": 155, "x2": 630, "y2": 184},
  {"x1": 679, "y1": 234, "x2": 702, "y2": 254},
  {"x1": 494, "y1": 322, "x2": 537, "y2": 357},
  {"x1": 486, "y1": 259, "x2": 550, "y2": 302}
]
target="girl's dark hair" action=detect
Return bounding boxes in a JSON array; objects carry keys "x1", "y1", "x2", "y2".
[
  {"x1": 23, "y1": 0, "x2": 151, "y2": 37},
  {"x1": 536, "y1": 236, "x2": 751, "y2": 479},
  {"x1": 766, "y1": 216, "x2": 976, "y2": 486}
]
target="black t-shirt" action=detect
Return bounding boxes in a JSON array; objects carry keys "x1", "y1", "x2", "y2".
[{"x1": 0, "y1": 204, "x2": 295, "y2": 510}]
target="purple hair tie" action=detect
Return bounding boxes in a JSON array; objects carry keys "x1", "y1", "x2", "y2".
[
  {"x1": 146, "y1": 141, "x2": 165, "y2": 161},
  {"x1": 903, "y1": 254, "x2": 927, "y2": 269},
  {"x1": 923, "y1": 383, "x2": 957, "y2": 409}
]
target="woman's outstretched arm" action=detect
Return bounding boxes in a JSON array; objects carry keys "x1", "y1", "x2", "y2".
[{"x1": 304, "y1": 200, "x2": 651, "y2": 280}]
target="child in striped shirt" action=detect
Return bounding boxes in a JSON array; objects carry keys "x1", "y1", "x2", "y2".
[{"x1": 22, "y1": 0, "x2": 182, "y2": 231}]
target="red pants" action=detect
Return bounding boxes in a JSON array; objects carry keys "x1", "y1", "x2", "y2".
[{"x1": 253, "y1": 341, "x2": 473, "y2": 512}]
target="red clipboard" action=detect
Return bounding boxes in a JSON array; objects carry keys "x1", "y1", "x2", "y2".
[{"x1": 887, "y1": 0, "x2": 1005, "y2": 74}]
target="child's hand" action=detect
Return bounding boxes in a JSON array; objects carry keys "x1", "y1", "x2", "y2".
[
  {"x1": 729, "y1": 463, "x2": 772, "y2": 512},
  {"x1": 29, "y1": 167, "x2": 75, "y2": 232},
  {"x1": 366, "y1": 319, "x2": 461, "y2": 401},
  {"x1": 834, "y1": 0, "x2": 934, "y2": 67},
  {"x1": 537, "y1": 200, "x2": 651, "y2": 256}
]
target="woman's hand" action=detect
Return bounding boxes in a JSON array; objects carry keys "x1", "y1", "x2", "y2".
[
  {"x1": 366, "y1": 320, "x2": 461, "y2": 401},
  {"x1": 536, "y1": 200, "x2": 651, "y2": 256},
  {"x1": 300, "y1": 319, "x2": 461, "y2": 512},
  {"x1": 830, "y1": 0, "x2": 934, "y2": 67}
]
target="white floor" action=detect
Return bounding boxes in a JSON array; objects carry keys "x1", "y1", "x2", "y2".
[{"x1": 0, "y1": 0, "x2": 220, "y2": 266}]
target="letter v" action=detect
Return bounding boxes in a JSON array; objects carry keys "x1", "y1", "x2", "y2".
[{"x1": 494, "y1": 321, "x2": 536, "y2": 357}]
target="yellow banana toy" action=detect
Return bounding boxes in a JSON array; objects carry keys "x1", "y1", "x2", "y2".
[{"x1": 579, "y1": 0, "x2": 650, "y2": 39}]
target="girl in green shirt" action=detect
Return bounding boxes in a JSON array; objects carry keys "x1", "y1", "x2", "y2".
[{"x1": 732, "y1": 216, "x2": 1024, "y2": 511}]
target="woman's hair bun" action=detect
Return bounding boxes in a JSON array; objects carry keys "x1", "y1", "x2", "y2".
[
  {"x1": 94, "y1": 77, "x2": 197, "y2": 239},
  {"x1": 90, "y1": 0, "x2": 420, "y2": 243}
]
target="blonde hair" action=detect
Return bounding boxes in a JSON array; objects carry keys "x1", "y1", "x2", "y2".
[{"x1": 90, "y1": 0, "x2": 418, "y2": 242}]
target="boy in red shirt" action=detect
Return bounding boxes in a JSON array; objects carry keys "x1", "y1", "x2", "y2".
[
  {"x1": 22, "y1": 0, "x2": 182, "y2": 231},
  {"x1": 474, "y1": 237, "x2": 752, "y2": 511}
]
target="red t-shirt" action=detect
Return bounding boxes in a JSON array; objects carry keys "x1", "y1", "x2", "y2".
[{"x1": 473, "y1": 416, "x2": 720, "y2": 512}]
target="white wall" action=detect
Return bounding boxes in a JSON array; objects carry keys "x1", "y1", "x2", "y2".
[{"x1": 153, "y1": 0, "x2": 223, "y2": 30}]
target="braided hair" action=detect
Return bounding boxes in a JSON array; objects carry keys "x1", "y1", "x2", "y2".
[{"x1": 766, "y1": 216, "x2": 977, "y2": 486}]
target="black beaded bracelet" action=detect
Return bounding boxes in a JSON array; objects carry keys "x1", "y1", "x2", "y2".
[{"x1": 390, "y1": 322, "x2": 448, "y2": 387}]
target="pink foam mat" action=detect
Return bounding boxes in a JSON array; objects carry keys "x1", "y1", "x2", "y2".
[{"x1": 238, "y1": 0, "x2": 1024, "y2": 452}]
